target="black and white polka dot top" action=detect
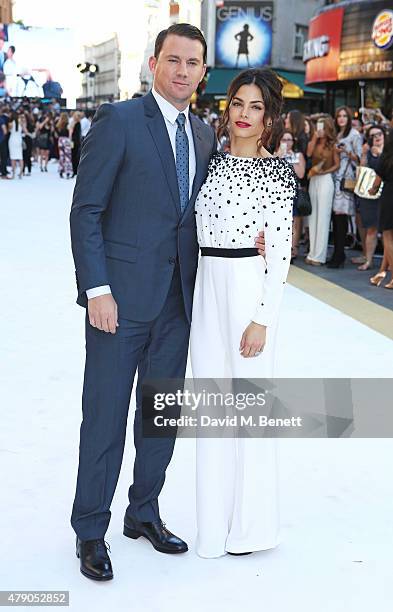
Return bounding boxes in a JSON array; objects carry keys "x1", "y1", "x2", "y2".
[
  {"x1": 195, "y1": 151, "x2": 298, "y2": 326},
  {"x1": 195, "y1": 152, "x2": 297, "y2": 249}
]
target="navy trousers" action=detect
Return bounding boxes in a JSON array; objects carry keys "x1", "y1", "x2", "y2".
[{"x1": 71, "y1": 265, "x2": 190, "y2": 540}]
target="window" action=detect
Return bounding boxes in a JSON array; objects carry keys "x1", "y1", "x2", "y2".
[{"x1": 294, "y1": 24, "x2": 308, "y2": 59}]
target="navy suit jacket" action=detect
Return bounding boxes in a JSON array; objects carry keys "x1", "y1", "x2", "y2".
[{"x1": 70, "y1": 92, "x2": 216, "y2": 323}]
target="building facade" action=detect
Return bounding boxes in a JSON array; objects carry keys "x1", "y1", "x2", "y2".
[
  {"x1": 304, "y1": 0, "x2": 393, "y2": 116},
  {"x1": 200, "y1": 0, "x2": 325, "y2": 112},
  {"x1": 77, "y1": 1, "x2": 203, "y2": 105},
  {"x1": 78, "y1": 35, "x2": 121, "y2": 107}
]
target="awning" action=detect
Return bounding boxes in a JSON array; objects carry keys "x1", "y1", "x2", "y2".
[
  {"x1": 275, "y1": 70, "x2": 325, "y2": 98},
  {"x1": 204, "y1": 69, "x2": 241, "y2": 96},
  {"x1": 204, "y1": 68, "x2": 324, "y2": 98}
]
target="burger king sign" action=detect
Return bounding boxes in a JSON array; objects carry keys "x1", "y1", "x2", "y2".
[{"x1": 372, "y1": 9, "x2": 393, "y2": 49}]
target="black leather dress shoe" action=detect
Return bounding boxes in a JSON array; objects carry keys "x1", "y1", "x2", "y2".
[
  {"x1": 76, "y1": 537, "x2": 113, "y2": 581},
  {"x1": 123, "y1": 514, "x2": 188, "y2": 554}
]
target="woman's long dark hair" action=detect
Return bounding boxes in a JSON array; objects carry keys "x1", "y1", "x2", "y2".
[
  {"x1": 287, "y1": 110, "x2": 305, "y2": 140},
  {"x1": 378, "y1": 131, "x2": 393, "y2": 178},
  {"x1": 269, "y1": 116, "x2": 284, "y2": 154},
  {"x1": 335, "y1": 106, "x2": 352, "y2": 139},
  {"x1": 217, "y1": 68, "x2": 283, "y2": 153}
]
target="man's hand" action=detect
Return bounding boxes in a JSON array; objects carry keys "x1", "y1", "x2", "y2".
[
  {"x1": 239, "y1": 322, "x2": 266, "y2": 358},
  {"x1": 88, "y1": 294, "x2": 119, "y2": 334},
  {"x1": 254, "y1": 230, "x2": 265, "y2": 257}
]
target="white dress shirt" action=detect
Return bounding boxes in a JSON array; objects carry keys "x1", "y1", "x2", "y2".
[
  {"x1": 86, "y1": 88, "x2": 197, "y2": 300},
  {"x1": 80, "y1": 116, "x2": 91, "y2": 138}
]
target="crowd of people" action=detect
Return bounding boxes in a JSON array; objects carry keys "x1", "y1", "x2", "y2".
[
  {"x1": 1, "y1": 96, "x2": 392, "y2": 290},
  {"x1": 0, "y1": 98, "x2": 92, "y2": 180},
  {"x1": 204, "y1": 105, "x2": 393, "y2": 290}
]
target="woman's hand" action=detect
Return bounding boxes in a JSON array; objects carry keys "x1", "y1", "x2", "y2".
[
  {"x1": 308, "y1": 166, "x2": 320, "y2": 178},
  {"x1": 239, "y1": 322, "x2": 266, "y2": 358}
]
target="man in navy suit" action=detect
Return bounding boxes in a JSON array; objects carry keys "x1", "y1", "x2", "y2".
[{"x1": 70, "y1": 23, "x2": 215, "y2": 581}]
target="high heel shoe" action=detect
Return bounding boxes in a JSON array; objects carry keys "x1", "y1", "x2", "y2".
[
  {"x1": 384, "y1": 279, "x2": 393, "y2": 290},
  {"x1": 370, "y1": 271, "x2": 387, "y2": 286}
]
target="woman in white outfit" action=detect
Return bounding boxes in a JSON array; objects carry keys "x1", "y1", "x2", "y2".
[
  {"x1": 8, "y1": 111, "x2": 26, "y2": 179},
  {"x1": 190, "y1": 69, "x2": 297, "y2": 558},
  {"x1": 305, "y1": 116, "x2": 340, "y2": 265}
]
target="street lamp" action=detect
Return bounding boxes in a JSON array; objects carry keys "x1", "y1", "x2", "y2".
[
  {"x1": 77, "y1": 62, "x2": 100, "y2": 108},
  {"x1": 359, "y1": 80, "x2": 365, "y2": 109},
  {"x1": 77, "y1": 62, "x2": 99, "y2": 76}
]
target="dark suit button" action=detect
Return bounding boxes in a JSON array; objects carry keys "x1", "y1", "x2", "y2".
[{"x1": 168, "y1": 256, "x2": 176, "y2": 265}]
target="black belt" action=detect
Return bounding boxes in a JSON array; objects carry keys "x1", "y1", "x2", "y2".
[{"x1": 200, "y1": 247, "x2": 259, "y2": 258}]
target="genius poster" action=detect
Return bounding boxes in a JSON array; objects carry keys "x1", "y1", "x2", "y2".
[{"x1": 215, "y1": 1, "x2": 273, "y2": 68}]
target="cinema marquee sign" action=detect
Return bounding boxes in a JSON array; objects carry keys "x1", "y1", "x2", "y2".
[
  {"x1": 303, "y1": 35, "x2": 330, "y2": 62},
  {"x1": 305, "y1": 1, "x2": 393, "y2": 84},
  {"x1": 340, "y1": 60, "x2": 393, "y2": 77}
]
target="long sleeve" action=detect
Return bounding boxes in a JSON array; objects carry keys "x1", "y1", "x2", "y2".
[
  {"x1": 69, "y1": 103, "x2": 126, "y2": 299},
  {"x1": 353, "y1": 129, "x2": 363, "y2": 160},
  {"x1": 252, "y1": 161, "x2": 297, "y2": 327}
]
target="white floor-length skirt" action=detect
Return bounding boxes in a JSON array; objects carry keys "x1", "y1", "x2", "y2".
[
  {"x1": 190, "y1": 255, "x2": 281, "y2": 558},
  {"x1": 307, "y1": 173, "x2": 334, "y2": 263}
]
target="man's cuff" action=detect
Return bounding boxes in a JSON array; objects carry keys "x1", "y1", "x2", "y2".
[{"x1": 86, "y1": 285, "x2": 112, "y2": 299}]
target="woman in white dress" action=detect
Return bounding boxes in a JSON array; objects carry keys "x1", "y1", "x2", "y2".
[
  {"x1": 8, "y1": 111, "x2": 26, "y2": 179},
  {"x1": 190, "y1": 69, "x2": 297, "y2": 558}
]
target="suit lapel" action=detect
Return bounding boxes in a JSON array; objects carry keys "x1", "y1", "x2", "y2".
[{"x1": 143, "y1": 92, "x2": 181, "y2": 217}]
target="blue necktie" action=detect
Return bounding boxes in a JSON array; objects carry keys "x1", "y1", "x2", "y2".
[{"x1": 175, "y1": 113, "x2": 189, "y2": 214}]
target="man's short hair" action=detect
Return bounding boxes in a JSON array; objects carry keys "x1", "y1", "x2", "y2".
[{"x1": 154, "y1": 23, "x2": 207, "y2": 63}]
